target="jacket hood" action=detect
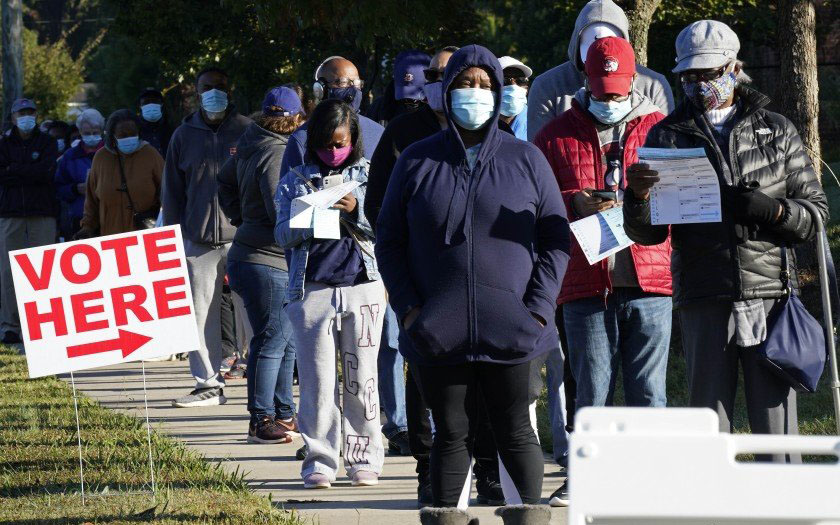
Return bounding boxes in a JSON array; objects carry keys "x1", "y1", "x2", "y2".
[
  {"x1": 568, "y1": 0, "x2": 630, "y2": 70},
  {"x1": 237, "y1": 121, "x2": 289, "y2": 160},
  {"x1": 441, "y1": 44, "x2": 504, "y2": 163},
  {"x1": 573, "y1": 87, "x2": 661, "y2": 125}
]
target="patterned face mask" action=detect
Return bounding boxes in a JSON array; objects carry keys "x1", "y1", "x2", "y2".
[{"x1": 682, "y1": 71, "x2": 737, "y2": 112}]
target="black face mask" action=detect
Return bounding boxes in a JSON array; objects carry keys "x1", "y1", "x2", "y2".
[
  {"x1": 400, "y1": 99, "x2": 422, "y2": 113},
  {"x1": 326, "y1": 87, "x2": 362, "y2": 112}
]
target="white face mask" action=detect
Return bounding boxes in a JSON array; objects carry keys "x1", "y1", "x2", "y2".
[{"x1": 579, "y1": 23, "x2": 622, "y2": 64}]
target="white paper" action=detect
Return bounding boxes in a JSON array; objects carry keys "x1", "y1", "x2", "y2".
[
  {"x1": 289, "y1": 180, "x2": 361, "y2": 229},
  {"x1": 638, "y1": 147, "x2": 722, "y2": 225},
  {"x1": 569, "y1": 207, "x2": 634, "y2": 265},
  {"x1": 313, "y1": 208, "x2": 341, "y2": 239}
]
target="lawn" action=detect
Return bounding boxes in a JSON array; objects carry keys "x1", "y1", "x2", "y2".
[
  {"x1": 537, "y1": 164, "x2": 840, "y2": 448},
  {"x1": 0, "y1": 346, "x2": 305, "y2": 525}
]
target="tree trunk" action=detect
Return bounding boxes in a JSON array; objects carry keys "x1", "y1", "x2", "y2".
[
  {"x1": 2, "y1": 0, "x2": 23, "y2": 129},
  {"x1": 777, "y1": 0, "x2": 821, "y2": 179},
  {"x1": 622, "y1": 0, "x2": 662, "y2": 66}
]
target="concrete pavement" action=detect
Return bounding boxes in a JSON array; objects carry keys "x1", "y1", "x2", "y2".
[{"x1": 68, "y1": 359, "x2": 568, "y2": 524}]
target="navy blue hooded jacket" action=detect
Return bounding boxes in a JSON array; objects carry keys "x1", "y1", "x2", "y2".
[{"x1": 375, "y1": 45, "x2": 571, "y2": 366}]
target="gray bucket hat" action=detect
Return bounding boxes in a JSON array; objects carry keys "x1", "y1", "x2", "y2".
[{"x1": 673, "y1": 20, "x2": 740, "y2": 73}]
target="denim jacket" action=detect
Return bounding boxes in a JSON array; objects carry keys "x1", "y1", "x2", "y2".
[{"x1": 274, "y1": 158, "x2": 378, "y2": 302}]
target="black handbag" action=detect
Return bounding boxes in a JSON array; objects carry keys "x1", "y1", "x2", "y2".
[
  {"x1": 757, "y1": 245, "x2": 828, "y2": 393},
  {"x1": 117, "y1": 152, "x2": 159, "y2": 230}
]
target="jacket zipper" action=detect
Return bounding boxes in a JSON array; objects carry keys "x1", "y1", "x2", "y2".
[
  {"x1": 466, "y1": 162, "x2": 477, "y2": 353},
  {"x1": 212, "y1": 132, "x2": 219, "y2": 245}
]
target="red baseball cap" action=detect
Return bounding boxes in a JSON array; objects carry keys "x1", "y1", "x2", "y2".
[{"x1": 584, "y1": 36, "x2": 636, "y2": 98}]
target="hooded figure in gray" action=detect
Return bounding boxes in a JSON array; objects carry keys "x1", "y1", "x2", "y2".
[{"x1": 526, "y1": 0, "x2": 674, "y2": 141}]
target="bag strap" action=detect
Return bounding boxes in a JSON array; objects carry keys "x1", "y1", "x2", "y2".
[{"x1": 116, "y1": 153, "x2": 138, "y2": 213}]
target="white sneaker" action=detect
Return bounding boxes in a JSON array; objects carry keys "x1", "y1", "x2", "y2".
[
  {"x1": 549, "y1": 480, "x2": 569, "y2": 507},
  {"x1": 171, "y1": 387, "x2": 227, "y2": 408}
]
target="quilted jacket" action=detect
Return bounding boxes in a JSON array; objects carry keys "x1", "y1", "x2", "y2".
[
  {"x1": 623, "y1": 86, "x2": 828, "y2": 306},
  {"x1": 535, "y1": 95, "x2": 672, "y2": 304}
]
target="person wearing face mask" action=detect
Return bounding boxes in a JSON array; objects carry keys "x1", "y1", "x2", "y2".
[
  {"x1": 527, "y1": 0, "x2": 674, "y2": 142},
  {"x1": 498, "y1": 56, "x2": 531, "y2": 140},
  {"x1": 137, "y1": 88, "x2": 172, "y2": 158},
  {"x1": 162, "y1": 66, "x2": 253, "y2": 408},
  {"x1": 76, "y1": 109, "x2": 162, "y2": 238},
  {"x1": 534, "y1": 36, "x2": 672, "y2": 507},
  {"x1": 47, "y1": 121, "x2": 71, "y2": 156},
  {"x1": 55, "y1": 109, "x2": 106, "y2": 240},
  {"x1": 377, "y1": 45, "x2": 569, "y2": 524},
  {"x1": 0, "y1": 98, "x2": 59, "y2": 345},
  {"x1": 279, "y1": 57, "x2": 384, "y2": 177},
  {"x1": 275, "y1": 99, "x2": 385, "y2": 490},
  {"x1": 366, "y1": 50, "x2": 431, "y2": 127},
  {"x1": 624, "y1": 21, "x2": 827, "y2": 460}
]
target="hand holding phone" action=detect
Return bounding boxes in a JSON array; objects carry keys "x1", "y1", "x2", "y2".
[{"x1": 592, "y1": 190, "x2": 617, "y2": 202}]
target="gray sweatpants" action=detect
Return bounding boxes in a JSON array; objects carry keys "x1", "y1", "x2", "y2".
[
  {"x1": 286, "y1": 280, "x2": 386, "y2": 480},
  {"x1": 186, "y1": 240, "x2": 236, "y2": 389},
  {"x1": 0, "y1": 216, "x2": 56, "y2": 337},
  {"x1": 679, "y1": 299, "x2": 800, "y2": 463}
]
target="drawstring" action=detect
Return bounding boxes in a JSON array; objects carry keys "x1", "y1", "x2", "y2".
[{"x1": 444, "y1": 161, "x2": 472, "y2": 245}]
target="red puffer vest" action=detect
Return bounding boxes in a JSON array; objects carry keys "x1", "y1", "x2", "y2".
[{"x1": 535, "y1": 100, "x2": 672, "y2": 304}]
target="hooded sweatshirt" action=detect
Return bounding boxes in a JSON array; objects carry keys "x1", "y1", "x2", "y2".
[
  {"x1": 526, "y1": 0, "x2": 674, "y2": 142},
  {"x1": 375, "y1": 45, "x2": 571, "y2": 366},
  {"x1": 81, "y1": 142, "x2": 162, "y2": 236},
  {"x1": 161, "y1": 108, "x2": 252, "y2": 246},
  {"x1": 217, "y1": 121, "x2": 289, "y2": 270}
]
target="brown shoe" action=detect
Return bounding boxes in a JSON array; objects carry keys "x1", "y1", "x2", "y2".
[
  {"x1": 247, "y1": 416, "x2": 292, "y2": 444},
  {"x1": 275, "y1": 416, "x2": 301, "y2": 438}
]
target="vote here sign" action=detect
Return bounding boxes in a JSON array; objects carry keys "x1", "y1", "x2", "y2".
[{"x1": 9, "y1": 226, "x2": 200, "y2": 378}]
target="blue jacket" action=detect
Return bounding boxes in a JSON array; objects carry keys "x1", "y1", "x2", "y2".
[
  {"x1": 375, "y1": 45, "x2": 571, "y2": 366},
  {"x1": 279, "y1": 114, "x2": 384, "y2": 177},
  {"x1": 274, "y1": 159, "x2": 378, "y2": 302},
  {"x1": 55, "y1": 143, "x2": 97, "y2": 219}
]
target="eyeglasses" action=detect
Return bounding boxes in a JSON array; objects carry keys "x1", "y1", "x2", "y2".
[
  {"x1": 680, "y1": 63, "x2": 730, "y2": 83},
  {"x1": 504, "y1": 76, "x2": 529, "y2": 87},
  {"x1": 423, "y1": 68, "x2": 444, "y2": 83},
  {"x1": 320, "y1": 77, "x2": 364, "y2": 89}
]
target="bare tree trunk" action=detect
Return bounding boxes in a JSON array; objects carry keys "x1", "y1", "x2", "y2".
[
  {"x1": 778, "y1": 0, "x2": 821, "y2": 179},
  {"x1": 2, "y1": 0, "x2": 23, "y2": 129},
  {"x1": 621, "y1": 0, "x2": 662, "y2": 66}
]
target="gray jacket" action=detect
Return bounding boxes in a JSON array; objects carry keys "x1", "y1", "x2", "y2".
[
  {"x1": 526, "y1": 0, "x2": 675, "y2": 141},
  {"x1": 218, "y1": 121, "x2": 288, "y2": 270},
  {"x1": 161, "y1": 108, "x2": 252, "y2": 246}
]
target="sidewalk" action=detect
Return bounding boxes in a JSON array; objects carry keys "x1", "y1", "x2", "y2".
[{"x1": 68, "y1": 360, "x2": 568, "y2": 525}]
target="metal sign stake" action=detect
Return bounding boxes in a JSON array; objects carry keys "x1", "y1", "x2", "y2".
[
  {"x1": 141, "y1": 361, "x2": 157, "y2": 503},
  {"x1": 69, "y1": 370, "x2": 85, "y2": 505}
]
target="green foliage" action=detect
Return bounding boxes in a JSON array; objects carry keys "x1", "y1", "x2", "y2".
[{"x1": 16, "y1": 28, "x2": 85, "y2": 119}]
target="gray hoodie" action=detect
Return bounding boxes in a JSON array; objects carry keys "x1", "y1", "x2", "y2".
[
  {"x1": 526, "y1": 0, "x2": 674, "y2": 141},
  {"x1": 161, "y1": 108, "x2": 252, "y2": 246},
  {"x1": 217, "y1": 121, "x2": 288, "y2": 270}
]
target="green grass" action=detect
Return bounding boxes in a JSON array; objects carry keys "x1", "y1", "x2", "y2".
[{"x1": 0, "y1": 346, "x2": 306, "y2": 524}]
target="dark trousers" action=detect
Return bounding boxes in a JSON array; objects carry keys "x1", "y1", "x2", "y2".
[
  {"x1": 416, "y1": 360, "x2": 543, "y2": 506},
  {"x1": 221, "y1": 283, "x2": 237, "y2": 360}
]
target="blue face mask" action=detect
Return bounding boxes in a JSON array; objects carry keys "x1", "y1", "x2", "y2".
[
  {"x1": 450, "y1": 88, "x2": 496, "y2": 131},
  {"x1": 326, "y1": 86, "x2": 362, "y2": 112},
  {"x1": 82, "y1": 134, "x2": 101, "y2": 147},
  {"x1": 588, "y1": 97, "x2": 633, "y2": 125},
  {"x1": 116, "y1": 136, "x2": 140, "y2": 154},
  {"x1": 141, "y1": 103, "x2": 162, "y2": 122},
  {"x1": 56, "y1": 139, "x2": 65, "y2": 152},
  {"x1": 16, "y1": 115, "x2": 36, "y2": 133},
  {"x1": 500, "y1": 85, "x2": 527, "y2": 118},
  {"x1": 200, "y1": 89, "x2": 228, "y2": 114}
]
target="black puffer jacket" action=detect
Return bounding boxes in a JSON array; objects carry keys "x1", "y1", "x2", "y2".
[{"x1": 624, "y1": 86, "x2": 827, "y2": 306}]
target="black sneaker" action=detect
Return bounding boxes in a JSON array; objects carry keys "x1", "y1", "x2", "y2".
[
  {"x1": 387, "y1": 430, "x2": 412, "y2": 456},
  {"x1": 171, "y1": 387, "x2": 227, "y2": 408},
  {"x1": 549, "y1": 480, "x2": 569, "y2": 507},
  {"x1": 2, "y1": 331, "x2": 21, "y2": 344},
  {"x1": 475, "y1": 469, "x2": 505, "y2": 506},
  {"x1": 247, "y1": 416, "x2": 292, "y2": 444},
  {"x1": 295, "y1": 444, "x2": 308, "y2": 460}
]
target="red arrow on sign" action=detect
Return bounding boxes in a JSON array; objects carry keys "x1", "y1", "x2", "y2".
[{"x1": 66, "y1": 329, "x2": 153, "y2": 359}]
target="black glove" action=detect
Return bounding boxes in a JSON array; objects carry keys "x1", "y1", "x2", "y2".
[{"x1": 723, "y1": 182, "x2": 782, "y2": 226}]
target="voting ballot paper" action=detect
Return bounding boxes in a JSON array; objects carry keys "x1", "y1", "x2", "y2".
[
  {"x1": 569, "y1": 207, "x2": 634, "y2": 265},
  {"x1": 289, "y1": 180, "x2": 361, "y2": 239},
  {"x1": 638, "y1": 147, "x2": 722, "y2": 225}
]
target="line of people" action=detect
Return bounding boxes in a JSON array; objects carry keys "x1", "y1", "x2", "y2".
[{"x1": 0, "y1": 0, "x2": 827, "y2": 523}]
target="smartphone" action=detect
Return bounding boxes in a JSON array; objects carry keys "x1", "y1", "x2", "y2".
[
  {"x1": 592, "y1": 190, "x2": 617, "y2": 202},
  {"x1": 323, "y1": 174, "x2": 343, "y2": 189}
]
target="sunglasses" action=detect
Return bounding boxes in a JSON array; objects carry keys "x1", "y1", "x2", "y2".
[
  {"x1": 423, "y1": 68, "x2": 444, "y2": 83},
  {"x1": 680, "y1": 63, "x2": 731, "y2": 83},
  {"x1": 503, "y1": 76, "x2": 529, "y2": 87}
]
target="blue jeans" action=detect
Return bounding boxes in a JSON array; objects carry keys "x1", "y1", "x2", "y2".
[
  {"x1": 378, "y1": 304, "x2": 407, "y2": 438},
  {"x1": 227, "y1": 260, "x2": 297, "y2": 421},
  {"x1": 564, "y1": 288, "x2": 671, "y2": 409},
  {"x1": 544, "y1": 344, "x2": 569, "y2": 467}
]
